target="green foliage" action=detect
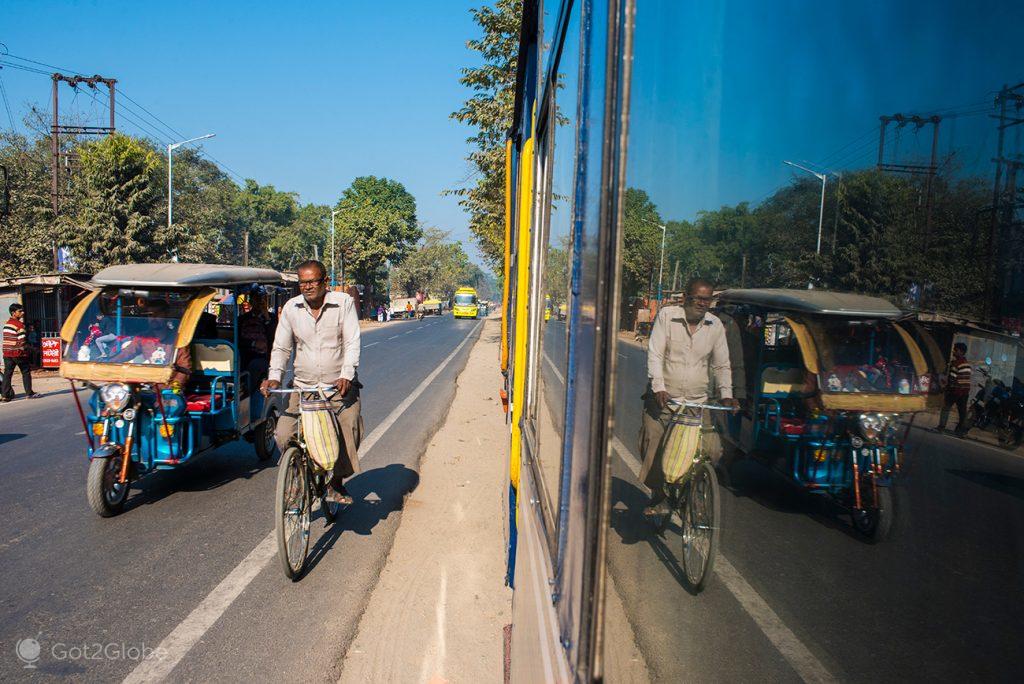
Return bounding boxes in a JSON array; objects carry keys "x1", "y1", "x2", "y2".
[
  {"x1": 0, "y1": 131, "x2": 61, "y2": 275},
  {"x1": 335, "y1": 176, "x2": 421, "y2": 290},
  {"x1": 449, "y1": 0, "x2": 522, "y2": 273},
  {"x1": 391, "y1": 227, "x2": 476, "y2": 300},
  {"x1": 635, "y1": 167, "x2": 991, "y2": 318},
  {"x1": 66, "y1": 134, "x2": 162, "y2": 271},
  {"x1": 622, "y1": 188, "x2": 665, "y2": 299}
]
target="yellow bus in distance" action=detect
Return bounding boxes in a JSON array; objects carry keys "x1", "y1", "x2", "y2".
[{"x1": 452, "y1": 286, "x2": 479, "y2": 319}]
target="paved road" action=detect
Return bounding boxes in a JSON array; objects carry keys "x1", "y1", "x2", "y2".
[
  {"x1": 0, "y1": 314, "x2": 481, "y2": 682},
  {"x1": 601, "y1": 332, "x2": 1024, "y2": 682}
]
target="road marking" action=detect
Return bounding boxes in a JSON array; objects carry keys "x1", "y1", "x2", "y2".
[
  {"x1": 617, "y1": 353, "x2": 627, "y2": 359},
  {"x1": 608, "y1": 437, "x2": 836, "y2": 684},
  {"x1": 387, "y1": 335, "x2": 400, "y2": 340},
  {"x1": 542, "y1": 353, "x2": 564, "y2": 385},
  {"x1": 123, "y1": 321, "x2": 483, "y2": 683},
  {"x1": 122, "y1": 536, "x2": 277, "y2": 683},
  {"x1": 404, "y1": 330, "x2": 414, "y2": 335},
  {"x1": 364, "y1": 342, "x2": 378, "y2": 348}
]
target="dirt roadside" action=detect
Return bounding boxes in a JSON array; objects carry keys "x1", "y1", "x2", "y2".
[{"x1": 338, "y1": 317, "x2": 512, "y2": 684}]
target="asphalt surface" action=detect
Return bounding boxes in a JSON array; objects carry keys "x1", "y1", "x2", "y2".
[
  {"x1": 595, "y1": 328, "x2": 1024, "y2": 682},
  {"x1": 0, "y1": 313, "x2": 481, "y2": 682}
]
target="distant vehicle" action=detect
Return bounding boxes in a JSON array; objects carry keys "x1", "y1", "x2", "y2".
[
  {"x1": 390, "y1": 296, "x2": 417, "y2": 319},
  {"x1": 418, "y1": 298, "x2": 443, "y2": 319},
  {"x1": 452, "y1": 287, "x2": 479, "y2": 319}
]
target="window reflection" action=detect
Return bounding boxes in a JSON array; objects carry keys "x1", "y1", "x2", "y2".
[
  {"x1": 603, "y1": 0, "x2": 1024, "y2": 680},
  {"x1": 527, "y1": 2, "x2": 580, "y2": 540}
]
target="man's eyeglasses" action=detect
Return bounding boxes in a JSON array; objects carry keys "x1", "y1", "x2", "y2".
[{"x1": 299, "y1": 278, "x2": 325, "y2": 288}]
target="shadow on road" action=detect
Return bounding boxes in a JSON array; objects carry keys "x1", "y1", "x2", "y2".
[
  {"x1": 0, "y1": 433, "x2": 27, "y2": 446},
  {"x1": 947, "y1": 468, "x2": 1024, "y2": 501},
  {"x1": 303, "y1": 463, "x2": 420, "y2": 576},
  {"x1": 122, "y1": 448, "x2": 274, "y2": 513}
]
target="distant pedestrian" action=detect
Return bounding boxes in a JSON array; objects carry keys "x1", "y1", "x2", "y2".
[
  {"x1": 2, "y1": 304, "x2": 38, "y2": 401},
  {"x1": 377, "y1": 305, "x2": 385, "y2": 323},
  {"x1": 405, "y1": 301, "x2": 414, "y2": 319},
  {"x1": 26, "y1": 321, "x2": 41, "y2": 367},
  {"x1": 937, "y1": 342, "x2": 972, "y2": 436}
]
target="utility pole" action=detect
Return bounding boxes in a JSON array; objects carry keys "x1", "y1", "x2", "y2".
[
  {"x1": 243, "y1": 231, "x2": 250, "y2": 267},
  {"x1": 984, "y1": 83, "x2": 1024, "y2": 321},
  {"x1": 671, "y1": 260, "x2": 680, "y2": 293},
  {"x1": 877, "y1": 113, "x2": 942, "y2": 246},
  {"x1": 50, "y1": 73, "x2": 116, "y2": 216}
]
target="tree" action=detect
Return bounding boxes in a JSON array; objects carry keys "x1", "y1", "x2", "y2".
[
  {"x1": 449, "y1": 0, "x2": 522, "y2": 273},
  {"x1": 65, "y1": 134, "x2": 162, "y2": 271},
  {"x1": 264, "y1": 203, "x2": 330, "y2": 271},
  {"x1": 231, "y1": 179, "x2": 299, "y2": 267},
  {"x1": 335, "y1": 176, "x2": 421, "y2": 290},
  {"x1": 621, "y1": 188, "x2": 664, "y2": 299},
  {"x1": 0, "y1": 131, "x2": 62, "y2": 276},
  {"x1": 391, "y1": 227, "x2": 476, "y2": 300},
  {"x1": 163, "y1": 148, "x2": 243, "y2": 263}
]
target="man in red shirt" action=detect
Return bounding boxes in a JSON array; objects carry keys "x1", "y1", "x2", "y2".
[
  {"x1": 937, "y1": 342, "x2": 972, "y2": 436},
  {"x1": 2, "y1": 303, "x2": 38, "y2": 401}
]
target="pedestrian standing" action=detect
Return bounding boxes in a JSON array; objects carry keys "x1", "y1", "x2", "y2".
[
  {"x1": 2, "y1": 304, "x2": 38, "y2": 401},
  {"x1": 937, "y1": 342, "x2": 972, "y2": 436}
]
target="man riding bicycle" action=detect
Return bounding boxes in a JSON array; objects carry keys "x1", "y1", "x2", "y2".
[
  {"x1": 641, "y1": 278, "x2": 738, "y2": 516},
  {"x1": 261, "y1": 260, "x2": 362, "y2": 506}
]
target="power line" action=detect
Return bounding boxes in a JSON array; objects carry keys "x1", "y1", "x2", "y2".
[
  {"x1": 0, "y1": 51, "x2": 246, "y2": 183},
  {"x1": 0, "y1": 70, "x2": 15, "y2": 131}
]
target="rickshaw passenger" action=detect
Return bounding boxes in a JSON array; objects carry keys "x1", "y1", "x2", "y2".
[
  {"x1": 641, "y1": 278, "x2": 738, "y2": 516},
  {"x1": 239, "y1": 285, "x2": 274, "y2": 393}
]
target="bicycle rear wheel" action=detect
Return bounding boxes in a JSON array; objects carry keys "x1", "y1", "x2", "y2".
[
  {"x1": 275, "y1": 446, "x2": 311, "y2": 580},
  {"x1": 680, "y1": 462, "x2": 720, "y2": 591}
]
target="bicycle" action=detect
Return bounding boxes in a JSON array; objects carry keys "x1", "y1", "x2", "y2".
[
  {"x1": 650, "y1": 399, "x2": 733, "y2": 592},
  {"x1": 268, "y1": 385, "x2": 346, "y2": 580}
]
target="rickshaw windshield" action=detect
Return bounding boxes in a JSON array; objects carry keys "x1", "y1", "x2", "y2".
[
  {"x1": 806, "y1": 318, "x2": 920, "y2": 395},
  {"x1": 454, "y1": 293, "x2": 476, "y2": 306},
  {"x1": 64, "y1": 288, "x2": 193, "y2": 366}
]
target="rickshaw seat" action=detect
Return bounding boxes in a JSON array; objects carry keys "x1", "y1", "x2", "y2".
[
  {"x1": 186, "y1": 393, "x2": 226, "y2": 412},
  {"x1": 192, "y1": 340, "x2": 234, "y2": 373},
  {"x1": 760, "y1": 364, "x2": 807, "y2": 397}
]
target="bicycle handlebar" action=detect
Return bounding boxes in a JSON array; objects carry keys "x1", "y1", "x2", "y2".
[
  {"x1": 267, "y1": 384, "x2": 337, "y2": 394},
  {"x1": 667, "y1": 399, "x2": 734, "y2": 411}
]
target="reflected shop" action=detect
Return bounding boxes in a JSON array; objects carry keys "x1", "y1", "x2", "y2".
[{"x1": 502, "y1": 0, "x2": 1023, "y2": 681}]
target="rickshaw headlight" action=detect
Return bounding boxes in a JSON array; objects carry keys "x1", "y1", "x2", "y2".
[
  {"x1": 100, "y1": 383, "x2": 131, "y2": 412},
  {"x1": 857, "y1": 413, "x2": 884, "y2": 441}
]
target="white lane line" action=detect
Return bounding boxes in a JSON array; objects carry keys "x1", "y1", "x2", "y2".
[
  {"x1": 542, "y1": 353, "x2": 565, "y2": 386},
  {"x1": 387, "y1": 335, "x2": 400, "y2": 340},
  {"x1": 364, "y1": 342, "x2": 379, "y2": 348},
  {"x1": 122, "y1": 536, "x2": 277, "y2": 683},
  {"x1": 404, "y1": 330, "x2": 414, "y2": 335},
  {"x1": 617, "y1": 353, "x2": 627, "y2": 359},
  {"x1": 123, "y1": 321, "x2": 483, "y2": 684},
  {"x1": 714, "y1": 556, "x2": 836, "y2": 683},
  {"x1": 608, "y1": 438, "x2": 835, "y2": 684}
]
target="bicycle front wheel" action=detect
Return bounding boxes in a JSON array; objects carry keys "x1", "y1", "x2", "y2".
[
  {"x1": 275, "y1": 446, "x2": 311, "y2": 580},
  {"x1": 680, "y1": 462, "x2": 720, "y2": 591}
]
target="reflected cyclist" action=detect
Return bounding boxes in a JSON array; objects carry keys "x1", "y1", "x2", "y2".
[{"x1": 640, "y1": 278, "x2": 738, "y2": 516}]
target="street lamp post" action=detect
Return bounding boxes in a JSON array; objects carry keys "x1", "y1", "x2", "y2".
[
  {"x1": 167, "y1": 134, "x2": 215, "y2": 231},
  {"x1": 783, "y1": 160, "x2": 828, "y2": 289},
  {"x1": 330, "y1": 209, "x2": 341, "y2": 288},
  {"x1": 638, "y1": 216, "x2": 668, "y2": 302}
]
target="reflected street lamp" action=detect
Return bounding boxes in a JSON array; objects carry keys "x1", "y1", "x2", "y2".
[
  {"x1": 783, "y1": 160, "x2": 828, "y2": 289},
  {"x1": 168, "y1": 133, "x2": 215, "y2": 231},
  {"x1": 639, "y1": 216, "x2": 668, "y2": 302},
  {"x1": 330, "y1": 209, "x2": 341, "y2": 287}
]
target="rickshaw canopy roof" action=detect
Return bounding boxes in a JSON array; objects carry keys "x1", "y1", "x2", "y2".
[
  {"x1": 717, "y1": 288, "x2": 903, "y2": 318},
  {"x1": 92, "y1": 263, "x2": 285, "y2": 289}
]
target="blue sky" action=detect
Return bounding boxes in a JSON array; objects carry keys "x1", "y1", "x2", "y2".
[
  {"x1": 626, "y1": 0, "x2": 1024, "y2": 222},
  {"x1": 0, "y1": 0, "x2": 485, "y2": 262}
]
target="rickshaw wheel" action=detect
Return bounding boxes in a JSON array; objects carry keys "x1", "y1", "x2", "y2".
[
  {"x1": 851, "y1": 486, "x2": 895, "y2": 543},
  {"x1": 275, "y1": 446, "x2": 311, "y2": 580},
  {"x1": 680, "y1": 463, "x2": 720, "y2": 591},
  {"x1": 86, "y1": 456, "x2": 130, "y2": 517},
  {"x1": 255, "y1": 410, "x2": 278, "y2": 462}
]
